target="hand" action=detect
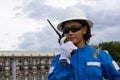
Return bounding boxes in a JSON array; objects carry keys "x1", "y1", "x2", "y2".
[{"x1": 59, "y1": 36, "x2": 77, "y2": 59}]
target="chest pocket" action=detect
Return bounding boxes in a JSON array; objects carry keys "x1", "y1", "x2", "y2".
[
  {"x1": 85, "y1": 62, "x2": 103, "y2": 80},
  {"x1": 85, "y1": 48, "x2": 103, "y2": 80}
]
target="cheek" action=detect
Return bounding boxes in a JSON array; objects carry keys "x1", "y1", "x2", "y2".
[
  {"x1": 71, "y1": 33, "x2": 84, "y2": 43},
  {"x1": 76, "y1": 32, "x2": 84, "y2": 39},
  {"x1": 76, "y1": 33, "x2": 83, "y2": 40}
]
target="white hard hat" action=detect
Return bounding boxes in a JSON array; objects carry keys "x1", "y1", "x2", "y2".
[{"x1": 57, "y1": 7, "x2": 93, "y2": 32}]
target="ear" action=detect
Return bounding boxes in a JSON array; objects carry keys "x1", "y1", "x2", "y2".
[
  {"x1": 83, "y1": 26, "x2": 87, "y2": 34},
  {"x1": 83, "y1": 31, "x2": 86, "y2": 34}
]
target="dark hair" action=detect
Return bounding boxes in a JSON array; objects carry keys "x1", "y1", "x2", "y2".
[
  {"x1": 78, "y1": 20, "x2": 92, "y2": 43},
  {"x1": 62, "y1": 20, "x2": 92, "y2": 43}
]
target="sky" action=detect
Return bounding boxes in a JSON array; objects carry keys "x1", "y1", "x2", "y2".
[{"x1": 0, "y1": 0, "x2": 120, "y2": 52}]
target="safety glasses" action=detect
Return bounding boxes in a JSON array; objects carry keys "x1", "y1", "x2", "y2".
[{"x1": 63, "y1": 26, "x2": 83, "y2": 34}]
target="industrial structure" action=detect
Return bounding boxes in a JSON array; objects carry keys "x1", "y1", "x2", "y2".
[{"x1": 0, "y1": 51, "x2": 57, "y2": 80}]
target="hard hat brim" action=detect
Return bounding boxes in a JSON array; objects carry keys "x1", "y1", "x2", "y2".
[{"x1": 57, "y1": 19, "x2": 93, "y2": 32}]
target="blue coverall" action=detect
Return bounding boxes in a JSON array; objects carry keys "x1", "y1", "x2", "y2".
[{"x1": 48, "y1": 44, "x2": 120, "y2": 80}]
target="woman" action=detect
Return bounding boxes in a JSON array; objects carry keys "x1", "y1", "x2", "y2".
[{"x1": 48, "y1": 7, "x2": 120, "y2": 80}]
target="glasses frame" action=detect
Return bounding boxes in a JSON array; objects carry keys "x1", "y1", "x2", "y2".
[{"x1": 63, "y1": 26, "x2": 83, "y2": 34}]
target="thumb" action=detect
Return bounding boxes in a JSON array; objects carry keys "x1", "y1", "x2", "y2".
[{"x1": 60, "y1": 36, "x2": 67, "y2": 45}]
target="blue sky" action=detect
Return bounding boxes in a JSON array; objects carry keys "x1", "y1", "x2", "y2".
[{"x1": 0, "y1": 0, "x2": 120, "y2": 52}]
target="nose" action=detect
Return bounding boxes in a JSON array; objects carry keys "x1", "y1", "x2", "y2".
[{"x1": 68, "y1": 30, "x2": 73, "y2": 34}]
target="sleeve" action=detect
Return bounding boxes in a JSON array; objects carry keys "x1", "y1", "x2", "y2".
[
  {"x1": 99, "y1": 50, "x2": 120, "y2": 80},
  {"x1": 48, "y1": 54, "x2": 74, "y2": 80}
]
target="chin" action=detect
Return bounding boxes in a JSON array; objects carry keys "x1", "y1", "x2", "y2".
[
  {"x1": 68, "y1": 38, "x2": 77, "y2": 43},
  {"x1": 70, "y1": 40, "x2": 77, "y2": 44}
]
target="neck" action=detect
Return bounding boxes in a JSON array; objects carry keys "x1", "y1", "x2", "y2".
[{"x1": 75, "y1": 40, "x2": 86, "y2": 48}]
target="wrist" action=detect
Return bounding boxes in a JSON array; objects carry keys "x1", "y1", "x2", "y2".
[
  {"x1": 59, "y1": 59, "x2": 69, "y2": 66},
  {"x1": 59, "y1": 56, "x2": 70, "y2": 64}
]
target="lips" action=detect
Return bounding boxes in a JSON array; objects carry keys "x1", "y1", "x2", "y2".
[{"x1": 68, "y1": 36, "x2": 76, "y2": 40}]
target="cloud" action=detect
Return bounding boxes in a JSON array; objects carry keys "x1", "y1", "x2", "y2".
[
  {"x1": 90, "y1": 25, "x2": 120, "y2": 44},
  {"x1": 18, "y1": 25, "x2": 60, "y2": 52},
  {"x1": 16, "y1": 0, "x2": 120, "y2": 52},
  {"x1": 75, "y1": 0, "x2": 120, "y2": 26},
  {"x1": 45, "y1": 0, "x2": 77, "y2": 8},
  {"x1": 16, "y1": 0, "x2": 64, "y2": 20}
]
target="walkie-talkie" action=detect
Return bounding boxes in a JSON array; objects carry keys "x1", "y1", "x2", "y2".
[
  {"x1": 47, "y1": 19, "x2": 67, "y2": 44},
  {"x1": 47, "y1": 19, "x2": 75, "y2": 56}
]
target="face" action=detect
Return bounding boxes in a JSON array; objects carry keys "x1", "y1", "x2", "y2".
[{"x1": 63, "y1": 20, "x2": 87, "y2": 47}]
